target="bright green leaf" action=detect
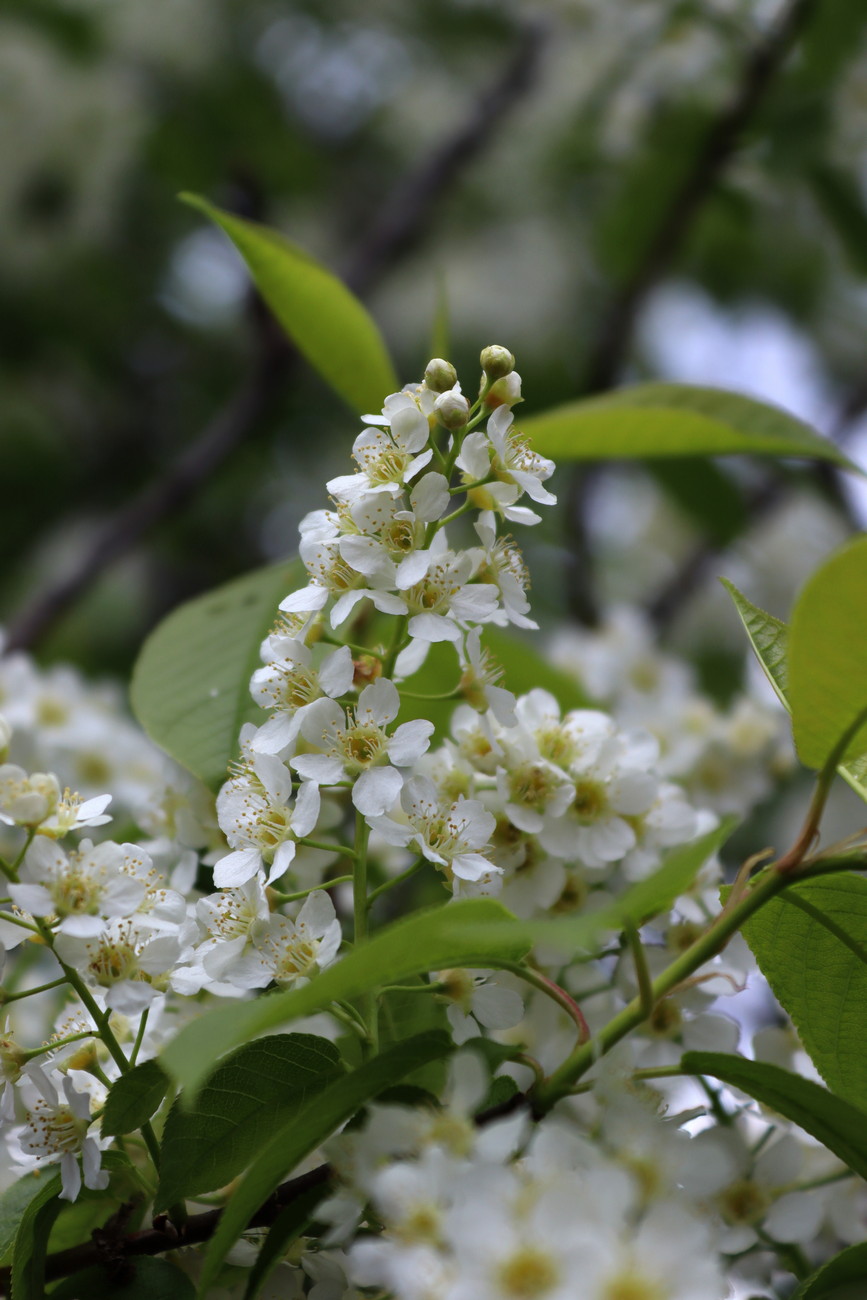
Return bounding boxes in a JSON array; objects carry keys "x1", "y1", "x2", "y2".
[
  {"x1": 789, "y1": 536, "x2": 867, "y2": 769},
  {"x1": 741, "y1": 874, "x2": 867, "y2": 1105},
  {"x1": 155, "y1": 1033, "x2": 342, "y2": 1211},
  {"x1": 130, "y1": 558, "x2": 303, "y2": 789},
  {"x1": 682, "y1": 1052, "x2": 867, "y2": 1181},
  {"x1": 523, "y1": 384, "x2": 858, "y2": 470},
  {"x1": 50, "y1": 1257, "x2": 196, "y2": 1300},
  {"x1": 181, "y1": 195, "x2": 398, "y2": 415},
  {"x1": 197, "y1": 1032, "x2": 452, "y2": 1299},
  {"x1": 102, "y1": 1059, "x2": 169, "y2": 1138},
  {"x1": 161, "y1": 899, "x2": 530, "y2": 1098},
  {"x1": 648, "y1": 459, "x2": 746, "y2": 546},
  {"x1": 599, "y1": 817, "x2": 738, "y2": 928},
  {"x1": 794, "y1": 1241, "x2": 867, "y2": 1299},
  {"x1": 720, "y1": 578, "x2": 789, "y2": 705}
]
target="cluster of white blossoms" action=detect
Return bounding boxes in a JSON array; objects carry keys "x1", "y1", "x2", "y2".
[{"x1": 1, "y1": 351, "x2": 863, "y2": 1299}]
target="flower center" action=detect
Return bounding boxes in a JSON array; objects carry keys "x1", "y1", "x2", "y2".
[{"x1": 497, "y1": 1247, "x2": 559, "y2": 1299}]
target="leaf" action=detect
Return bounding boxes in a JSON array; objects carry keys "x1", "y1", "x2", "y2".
[
  {"x1": 243, "y1": 1183, "x2": 328, "y2": 1300},
  {"x1": 0, "y1": 1170, "x2": 55, "y2": 1267},
  {"x1": 161, "y1": 898, "x2": 530, "y2": 1098},
  {"x1": 789, "y1": 536, "x2": 867, "y2": 769},
  {"x1": 130, "y1": 558, "x2": 304, "y2": 789},
  {"x1": 155, "y1": 1033, "x2": 342, "y2": 1212},
  {"x1": 648, "y1": 459, "x2": 746, "y2": 546},
  {"x1": 522, "y1": 384, "x2": 858, "y2": 471},
  {"x1": 102, "y1": 1059, "x2": 169, "y2": 1137},
  {"x1": 601, "y1": 817, "x2": 738, "y2": 927},
  {"x1": 794, "y1": 1241, "x2": 867, "y2": 1299},
  {"x1": 50, "y1": 1258, "x2": 196, "y2": 1300},
  {"x1": 720, "y1": 578, "x2": 789, "y2": 705},
  {"x1": 181, "y1": 195, "x2": 398, "y2": 415},
  {"x1": 681, "y1": 1052, "x2": 867, "y2": 1182},
  {"x1": 197, "y1": 1032, "x2": 452, "y2": 1299},
  {"x1": 11, "y1": 1170, "x2": 62, "y2": 1300},
  {"x1": 741, "y1": 874, "x2": 867, "y2": 1106}
]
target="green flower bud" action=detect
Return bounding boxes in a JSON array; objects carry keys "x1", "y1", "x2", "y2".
[
  {"x1": 424, "y1": 358, "x2": 458, "y2": 393},
  {"x1": 434, "y1": 390, "x2": 470, "y2": 429},
  {"x1": 480, "y1": 345, "x2": 515, "y2": 381}
]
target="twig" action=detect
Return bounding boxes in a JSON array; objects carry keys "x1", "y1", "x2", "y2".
[
  {"x1": 3, "y1": 22, "x2": 549, "y2": 655},
  {"x1": 563, "y1": 0, "x2": 818, "y2": 623}
]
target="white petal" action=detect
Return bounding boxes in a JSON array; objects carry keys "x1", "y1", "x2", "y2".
[
  {"x1": 407, "y1": 613, "x2": 461, "y2": 644},
  {"x1": 352, "y1": 767, "x2": 403, "y2": 817},
  {"x1": 388, "y1": 720, "x2": 434, "y2": 766},
  {"x1": 280, "y1": 586, "x2": 328, "y2": 614},
  {"x1": 292, "y1": 782, "x2": 321, "y2": 837},
  {"x1": 318, "y1": 646, "x2": 354, "y2": 698},
  {"x1": 410, "y1": 472, "x2": 449, "y2": 521},
  {"x1": 213, "y1": 847, "x2": 263, "y2": 889}
]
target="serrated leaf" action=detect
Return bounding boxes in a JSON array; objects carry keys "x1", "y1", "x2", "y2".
[
  {"x1": 181, "y1": 195, "x2": 398, "y2": 415},
  {"x1": 0, "y1": 1170, "x2": 55, "y2": 1267},
  {"x1": 50, "y1": 1258, "x2": 196, "y2": 1300},
  {"x1": 720, "y1": 578, "x2": 789, "y2": 705},
  {"x1": 161, "y1": 899, "x2": 530, "y2": 1098},
  {"x1": 155, "y1": 1033, "x2": 342, "y2": 1211},
  {"x1": 130, "y1": 558, "x2": 303, "y2": 789},
  {"x1": 197, "y1": 1032, "x2": 452, "y2": 1299},
  {"x1": 682, "y1": 1052, "x2": 867, "y2": 1181},
  {"x1": 793, "y1": 1241, "x2": 867, "y2": 1299},
  {"x1": 102, "y1": 1059, "x2": 169, "y2": 1137},
  {"x1": 789, "y1": 537, "x2": 867, "y2": 769},
  {"x1": 741, "y1": 874, "x2": 867, "y2": 1106},
  {"x1": 523, "y1": 384, "x2": 858, "y2": 471}
]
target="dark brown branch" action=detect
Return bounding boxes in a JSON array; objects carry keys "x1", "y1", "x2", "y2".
[
  {"x1": 3, "y1": 22, "x2": 548, "y2": 656},
  {"x1": 563, "y1": 0, "x2": 818, "y2": 624}
]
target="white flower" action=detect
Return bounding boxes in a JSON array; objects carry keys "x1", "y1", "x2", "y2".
[
  {"x1": 437, "y1": 968, "x2": 524, "y2": 1044},
  {"x1": 0, "y1": 765, "x2": 60, "y2": 827},
  {"x1": 295, "y1": 679, "x2": 433, "y2": 817},
  {"x1": 215, "y1": 755, "x2": 321, "y2": 887},
  {"x1": 54, "y1": 916, "x2": 197, "y2": 1014},
  {"x1": 367, "y1": 776, "x2": 497, "y2": 884},
  {"x1": 327, "y1": 393, "x2": 433, "y2": 503},
  {"x1": 216, "y1": 889, "x2": 342, "y2": 989},
  {"x1": 36, "y1": 789, "x2": 112, "y2": 838},
  {"x1": 250, "y1": 641, "x2": 354, "y2": 756},
  {"x1": 9, "y1": 1071, "x2": 109, "y2": 1201},
  {"x1": 458, "y1": 631, "x2": 517, "y2": 728},
  {"x1": 8, "y1": 837, "x2": 147, "y2": 936},
  {"x1": 402, "y1": 537, "x2": 500, "y2": 646},
  {"x1": 471, "y1": 515, "x2": 536, "y2": 630},
  {"x1": 337, "y1": 481, "x2": 448, "y2": 593}
]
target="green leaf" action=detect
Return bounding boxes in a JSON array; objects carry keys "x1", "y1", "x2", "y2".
[
  {"x1": 741, "y1": 874, "x2": 867, "y2": 1106},
  {"x1": 130, "y1": 558, "x2": 304, "y2": 789},
  {"x1": 682, "y1": 1052, "x2": 867, "y2": 1182},
  {"x1": 789, "y1": 537, "x2": 867, "y2": 769},
  {"x1": 161, "y1": 899, "x2": 530, "y2": 1098},
  {"x1": 197, "y1": 1032, "x2": 452, "y2": 1299},
  {"x1": 181, "y1": 195, "x2": 398, "y2": 415},
  {"x1": 600, "y1": 817, "x2": 738, "y2": 928},
  {"x1": 794, "y1": 1241, "x2": 867, "y2": 1299},
  {"x1": 155, "y1": 1033, "x2": 342, "y2": 1212},
  {"x1": 523, "y1": 384, "x2": 858, "y2": 470},
  {"x1": 0, "y1": 1170, "x2": 55, "y2": 1267},
  {"x1": 11, "y1": 1170, "x2": 63, "y2": 1300},
  {"x1": 102, "y1": 1059, "x2": 169, "y2": 1137},
  {"x1": 648, "y1": 459, "x2": 746, "y2": 546},
  {"x1": 243, "y1": 1183, "x2": 328, "y2": 1300},
  {"x1": 50, "y1": 1258, "x2": 196, "y2": 1300},
  {"x1": 720, "y1": 578, "x2": 789, "y2": 705}
]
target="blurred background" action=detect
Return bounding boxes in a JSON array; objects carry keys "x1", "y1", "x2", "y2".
[{"x1": 3, "y1": 0, "x2": 867, "y2": 698}]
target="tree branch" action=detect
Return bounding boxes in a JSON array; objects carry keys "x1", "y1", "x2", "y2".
[{"x1": 3, "y1": 20, "x2": 548, "y2": 656}]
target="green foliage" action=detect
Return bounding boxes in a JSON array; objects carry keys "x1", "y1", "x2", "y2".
[
  {"x1": 742, "y1": 874, "x2": 867, "y2": 1106},
  {"x1": 682, "y1": 1053, "x2": 867, "y2": 1181},
  {"x1": 0, "y1": 1170, "x2": 56, "y2": 1266},
  {"x1": 598, "y1": 816, "x2": 738, "y2": 926},
  {"x1": 181, "y1": 195, "x2": 398, "y2": 415},
  {"x1": 242, "y1": 1184, "x2": 329, "y2": 1300},
  {"x1": 789, "y1": 536, "x2": 867, "y2": 769},
  {"x1": 10, "y1": 1170, "x2": 63, "y2": 1300},
  {"x1": 161, "y1": 898, "x2": 530, "y2": 1097},
  {"x1": 50, "y1": 1258, "x2": 196, "y2": 1299},
  {"x1": 155, "y1": 1034, "x2": 342, "y2": 1211},
  {"x1": 196, "y1": 1032, "x2": 453, "y2": 1299},
  {"x1": 102, "y1": 1059, "x2": 170, "y2": 1138},
  {"x1": 130, "y1": 558, "x2": 304, "y2": 789},
  {"x1": 522, "y1": 384, "x2": 858, "y2": 468},
  {"x1": 794, "y1": 1242, "x2": 867, "y2": 1299}
]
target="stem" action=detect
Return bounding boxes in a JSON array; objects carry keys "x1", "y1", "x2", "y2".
[
  {"x1": 3, "y1": 828, "x2": 36, "y2": 883},
  {"x1": 23, "y1": 1030, "x2": 95, "y2": 1060},
  {"x1": 624, "y1": 922, "x2": 654, "y2": 1020},
  {"x1": 381, "y1": 614, "x2": 409, "y2": 680},
  {"x1": 271, "y1": 875, "x2": 354, "y2": 904},
  {"x1": 352, "y1": 811, "x2": 378, "y2": 1053},
  {"x1": 497, "y1": 961, "x2": 590, "y2": 1044},
  {"x1": 1, "y1": 976, "x2": 67, "y2": 1004},
  {"x1": 367, "y1": 857, "x2": 426, "y2": 908},
  {"x1": 130, "y1": 1009, "x2": 150, "y2": 1067},
  {"x1": 533, "y1": 865, "x2": 789, "y2": 1111},
  {"x1": 776, "y1": 702, "x2": 867, "y2": 873},
  {"x1": 298, "y1": 839, "x2": 357, "y2": 860}
]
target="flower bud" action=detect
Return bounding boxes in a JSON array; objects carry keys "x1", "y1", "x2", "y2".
[
  {"x1": 480, "y1": 345, "x2": 515, "y2": 380},
  {"x1": 353, "y1": 655, "x2": 382, "y2": 689},
  {"x1": 434, "y1": 390, "x2": 470, "y2": 429},
  {"x1": 424, "y1": 358, "x2": 458, "y2": 393},
  {"x1": 484, "y1": 371, "x2": 523, "y2": 409}
]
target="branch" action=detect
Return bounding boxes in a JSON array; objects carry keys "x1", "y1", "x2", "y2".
[{"x1": 3, "y1": 22, "x2": 548, "y2": 656}]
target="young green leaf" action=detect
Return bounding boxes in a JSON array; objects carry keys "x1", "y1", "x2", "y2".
[
  {"x1": 161, "y1": 898, "x2": 531, "y2": 1098},
  {"x1": 522, "y1": 384, "x2": 860, "y2": 470},
  {"x1": 131, "y1": 558, "x2": 304, "y2": 789},
  {"x1": 793, "y1": 1240, "x2": 867, "y2": 1299},
  {"x1": 197, "y1": 1032, "x2": 453, "y2": 1299},
  {"x1": 720, "y1": 578, "x2": 789, "y2": 705},
  {"x1": 181, "y1": 195, "x2": 398, "y2": 415},
  {"x1": 0, "y1": 1170, "x2": 56, "y2": 1266},
  {"x1": 50, "y1": 1257, "x2": 196, "y2": 1299},
  {"x1": 741, "y1": 874, "x2": 867, "y2": 1106},
  {"x1": 243, "y1": 1184, "x2": 329, "y2": 1300},
  {"x1": 789, "y1": 536, "x2": 867, "y2": 769},
  {"x1": 102, "y1": 1059, "x2": 169, "y2": 1138},
  {"x1": 682, "y1": 1052, "x2": 867, "y2": 1182},
  {"x1": 155, "y1": 1034, "x2": 342, "y2": 1211}
]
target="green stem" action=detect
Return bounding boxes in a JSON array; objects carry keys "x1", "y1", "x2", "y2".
[
  {"x1": 271, "y1": 875, "x2": 354, "y2": 904},
  {"x1": 382, "y1": 614, "x2": 409, "y2": 680},
  {"x1": 367, "y1": 857, "x2": 426, "y2": 908},
  {"x1": 1, "y1": 976, "x2": 67, "y2": 1004},
  {"x1": 352, "y1": 811, "x2": 378, "y2": 1053},
  {"x1": 2, "y1": 829, "x2": 35, "y2": 885},
  {"x1": 625, "y1": 922, "x2": 654, "y2": 1019},
  {"x1": 497, "y1": 961, "x2": 590, "y2": 1044},
  {"x1": 23, "y1": 1030, "x2": 95, "y2": 1060},
  {"x1": 298, "y1": 839, "x2": 357, "y2": 860},
  {"x1": 378, "y1": 982, "x2": 442, "y2": 996},
  {"x1": 130, "y1": 1009, "x2": 150, "y2": 1068}
]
